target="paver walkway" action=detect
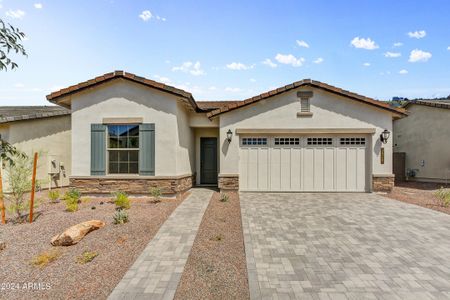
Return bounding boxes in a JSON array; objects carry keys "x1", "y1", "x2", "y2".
[
  {"x1": 241, "y1": 193, "x2": 450, "y2": 300},
  {"x1": 108, "y1": 188, "x2": 212, "y2": 300}
]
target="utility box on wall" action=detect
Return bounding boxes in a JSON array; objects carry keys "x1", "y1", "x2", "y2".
[{"x1": 48, "y1": 156, "x2": 61, "y2": 175}]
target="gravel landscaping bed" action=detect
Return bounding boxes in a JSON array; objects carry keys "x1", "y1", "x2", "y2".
[
  {"x1": 174, "y1": 191, "x2": 249, "y2": 300},
  {"x1": 0, "y1": 191, "x2": 186, "y2": 300},
  {"x1": 384, "y1": 181, "x2": 450, "y2": 215}
]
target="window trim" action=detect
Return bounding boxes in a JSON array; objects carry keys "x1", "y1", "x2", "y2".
[{"x1": 106, "y1": 124, "x2": 140, "y2": 175}]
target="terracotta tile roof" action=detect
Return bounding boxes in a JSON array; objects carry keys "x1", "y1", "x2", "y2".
[
  {"x1": 403, "y1": 100, "x2": 450, "y2": 110},
  {"x1": 206, "y1": 79, "x2": 407, "y2": 118},
  {"x1": 0, "y1": 106, "x2": 70, "y2": 124},
  {"x1": 196, "y1": 100, "x2": 240, "y2": 111},
  {"x1": 46, "y1": 70, "x2": 199, "y2": 111}
]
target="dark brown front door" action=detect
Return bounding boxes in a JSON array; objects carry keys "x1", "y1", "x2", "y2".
[{"x1": 200, "y1": 137, "x2": 218, "y2": 184}]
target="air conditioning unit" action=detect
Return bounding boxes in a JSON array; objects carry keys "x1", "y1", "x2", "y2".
[{"x1": 49, "y1": 158, "x2": 60, "y2": 175}]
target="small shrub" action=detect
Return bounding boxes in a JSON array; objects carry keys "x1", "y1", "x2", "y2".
[
  {"x1": 149, "y1": 187, "x2": 162, "y2": 202},
  {"x1": 48, "y1": 190, "x2": 60, "y2": 203},
  {"x1": 113, "y1": 209, "x2": 129, "y2": 224},
  {"x1": 435, "y1": 187, "x2": 450, "y2": 207},
  {"x1": 113, "y1": 191, "x2": 130, "y2": 210},
  {"x1": 219, "y1": 193, "x2": 229, "y2": 202},
  {"x1": 63, "y1": 189, "x2": 81, "y2": 212},
  {"x1": 31, "y1": 249, "x2": 61, "y2": 267},
  {"x1": 77, "y1": 251, "x2": 98, "y2": 264},
  {"x1": 65, "y1": 189, "x2": 81, "y2": 202}
]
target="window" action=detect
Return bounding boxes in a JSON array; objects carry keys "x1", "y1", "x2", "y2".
[
  {"x1": 242, "y1": 137, "x2": 267, "y2": 146},
  {"x1": 107, "y1": 125, "x2": 139, "y2": 174},
  {"x1": 300, "y1": 98, "x2": 310, "y2": 112},
  {"x1": 274, "y1": 137, "x2": 300, "y2": 145},
  {"x1": 340, "y1": 137, "x2": 366, "y2": 145},
  {"x1": 307, "y1": 137, "x2": 333, "y2": 145}
]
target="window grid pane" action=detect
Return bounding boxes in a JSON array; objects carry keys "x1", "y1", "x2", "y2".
[
  {"x1": 274, "y1": 137, "x2": 300, "y2": 145},
  {"x1": 307, "y1": 137, "x2": 333, "y2": 145},
  {"x1": 340, "y1": 137, "x2": 366, "y2": 145},
  {"x1": 242, "y1": 137, "x2": 267, "y2": 146}
]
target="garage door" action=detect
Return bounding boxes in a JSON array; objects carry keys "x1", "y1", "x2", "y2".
[{"x1": 239, "y1": 136, "x2": 368, "y2": 192}]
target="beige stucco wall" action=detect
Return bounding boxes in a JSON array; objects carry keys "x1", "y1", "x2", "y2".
[
  {"x1": 0, "y1": 115, "x2": 71, "y2": 191},
  {"x1": 194, "y1": 128, "x2": 219, "y2": 185},
  {"x1": 70, "y1": 79, "x2": 195, "y2": 177},
  {"x1": 394, "y1": 104, "x2": 450, "y2": 182},
  {"x1": 218, "y1": 87, "x2": 394, "y2": 181}
]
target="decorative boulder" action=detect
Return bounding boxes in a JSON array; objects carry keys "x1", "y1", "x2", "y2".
[{"x1": 51, "y1": 220, "x2": 105, "y2": 246}]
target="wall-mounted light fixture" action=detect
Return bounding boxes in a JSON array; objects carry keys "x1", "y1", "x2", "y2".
[
  {"x1": 226, "y1": 129, "x2": 233, "y2": 143},
  {"x1": 380, "y1": 129, "x2": 390, "y2": 144}
]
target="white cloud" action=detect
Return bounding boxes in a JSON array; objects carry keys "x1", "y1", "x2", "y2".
[
  {"x1": 408, "y1": 30, "x2": 426, "y2": 39},
  {"x1": 363, "y1": 62, "x2": 371, "y2": 67},
  {"x1": 250, "y1": 78, "x2": 256, "y2": 82},
  {"x1": 447, "y1": 46, "x2": 450, "y2": 51},
  {"x1": 296, "y1": 40, "x2": 309, "y2": 48},
  {"x1": 156, "y1": 15, "x2": 166, "y2": 21},
  {"x1": 14, "y1": 83, "x2": 25, "y2": 88},
  {"x1": 208, "y1": 86, "x2": 217, "y2": 91},
  {"x1": 172, "y1": 61, "x2": 205, "y2": 76},
  {"x1": 225, "y1": 87, "x2": 241, "y2": 92},
  {"x1": 6, "y1": 9, "x2": 25, "y2": 19},
  {"x1": 408, "y1": 49, "x2": 432, "y2": 62},
  {"x1": 153, "y1": 75, "x2": 171, "y2": 84},
  {"x1": 34, "y1": 3, "x2": 43, "y2": 9},
  {"x1": 139, "y1": 10, "x2": 152, "y2": 21},
  {"x1": 226, "y1": 62, "x2": 252, "y2": 70},
  {"x1": 262, "y1": 58, "x2": 277, "y2": 68},
  {"x1": 384, "y1": 52, "x2": 401, "y2": 58},
  {"x1": 393, "y1": 42, "x2": 403, "y2": 47},
  {"x1": 399, "y1": 69, "x2": 408, "y2": 75},
  {"x1": 313, "y1": 57, "x2": 324, "y2": 64},
  {"x1": 275, "y1": 53, "x2": 305, "y2": 67},
  {"x1": 350, "y1": 37, "x2": 379, "y2": 50}
]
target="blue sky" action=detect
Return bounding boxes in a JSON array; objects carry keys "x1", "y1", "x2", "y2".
[{"x1": 0, "y1": 0, "x2": 449, "y2": 106}]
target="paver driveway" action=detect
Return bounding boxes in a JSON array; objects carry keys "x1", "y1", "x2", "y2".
[{"x1": 241, "y1": 193, "x2": 450, "y2": 300}]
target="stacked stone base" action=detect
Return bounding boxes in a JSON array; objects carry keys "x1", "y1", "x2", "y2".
[
  {"x1": 70, "y1": 174, "x2": 194, "y2": 195},
  {"x1": 218, "y1": 174, "x2": 239, "y2": 191},
  {"x1": 372, "y1": 174, "x2": 395, "y2": 192}
]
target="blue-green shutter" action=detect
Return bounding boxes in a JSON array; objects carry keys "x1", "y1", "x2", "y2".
[
  {"x1": 139, "y1": 123, "x2": 155, "y2": 175},
  {"x1": 91, "y1": 124, "x2": 107, "y2": 175}
]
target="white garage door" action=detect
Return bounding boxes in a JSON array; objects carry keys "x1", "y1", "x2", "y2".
[{"x1": 239, "y1": 136, "x2": 368, "y2": 192}]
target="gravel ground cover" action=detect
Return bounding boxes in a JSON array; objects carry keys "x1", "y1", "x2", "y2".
[
  {"x1": 383, "y1": 181, "x2": 450, "y2": 215},
  {"x1": 0, "y1": 190, "x2": 185, "y2": 300},
  {"x1": 174, "y1": 191, "x2": 250, "y2": 300}
]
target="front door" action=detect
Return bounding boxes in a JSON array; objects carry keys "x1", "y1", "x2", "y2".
[{"x1": 200, "y1": 137, "x2": 218, "y2": 184}]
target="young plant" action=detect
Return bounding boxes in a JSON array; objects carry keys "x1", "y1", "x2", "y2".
[
  {"x1": 149, "y1": 187, "x2": 162, "y2": 202},
  {"x1": 64, "y1": 189, "x2": 81, "y2": 212},
  {"x1": 77, "y1": 251, "x2": 98, "y2": 264},
  {"x1": 48, "y1": 190, "x2": 60, "y2": 203},
  {"x1": 435, "y1": 187, "x2": 450, "y2": 207},
  {"x1": 31, "y1": 249, "x2": 61, "y2": 267},
  {"x1": 113, "y1": 209, "x2": 129, "y2": 224},
  {"x1": 5, "y1": 152, "x2": 34, "y2": 220},
  {"x1": 113, "y1": 191, "x2": 130, "y2": 210},
  {"x1": 219, "y1": 193, "x2": 229, "y2": 202}
]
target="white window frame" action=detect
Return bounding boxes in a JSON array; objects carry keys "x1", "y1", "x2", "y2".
[{"x1": 106, "y1": 124, "x2": 140, "y2": 175}]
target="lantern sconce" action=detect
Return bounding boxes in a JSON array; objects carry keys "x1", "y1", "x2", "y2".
[
  {"x1": 226, "y1": 129, "x2": 233, "y2": 143},
  {"x1": 380, "y1": 129, "x2": 390, "y2": 144}
]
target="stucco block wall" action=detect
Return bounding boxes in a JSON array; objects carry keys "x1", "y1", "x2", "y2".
[
  {"x1": 218, "y1": 87, "x2": 394, "y2": 180},
  {"x1": 70, "y1": 80, "x2": 194, "y2": 177},
  {"x1": 0, "y1": 115, "x2": 71, "y2": 190},
  {"x1": 394, "y1": 104, "x2": 450, "y2": 182}
]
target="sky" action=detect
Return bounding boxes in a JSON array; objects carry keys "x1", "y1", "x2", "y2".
[{"x1": 0, "y1": 0, "x2": 449, "y2": 106}]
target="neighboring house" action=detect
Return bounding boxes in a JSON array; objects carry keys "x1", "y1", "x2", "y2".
[
  {"x1": 394, "y1": 100, "x2": 450, "y2": 183},
  {"x1": 46, "y1": 71, "x2": 406, "y2": 195},
  {"x1": 0, "y1": 106, "x2": 71, "y2": 191}
]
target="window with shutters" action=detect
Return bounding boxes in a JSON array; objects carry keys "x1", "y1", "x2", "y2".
[{"x1": 107, "y1": 125, "x2": 139, "y2": 174}]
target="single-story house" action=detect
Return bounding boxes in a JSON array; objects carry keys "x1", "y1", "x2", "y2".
[
  {"x1": 0, "y1": 106, "x2": 71, "y2": 191},
  {"x1": 394, "y1": 100, "x2": 450, "y2": 183},
  {"x1": 42, "y1": 70, "x2": 405, "y2": 194}
]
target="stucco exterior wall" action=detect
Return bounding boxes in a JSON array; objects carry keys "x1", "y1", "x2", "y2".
[
  {"x1": 70, "y1": 79, "x2": 194, "y2": 177},
  {"x1": 218, "y1": 87, "x2": 394, "y2": 179},
  {"x1": 394, "y1": 104, "x2": 450, "y2": 182},
  {"x1": 0, "y1": 115, "x2": 71, "y2": 190}
]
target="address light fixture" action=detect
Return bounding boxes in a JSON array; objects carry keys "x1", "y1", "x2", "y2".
[{"x1": 226, "y1": 129, "x2": 233, "y2": 143}]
